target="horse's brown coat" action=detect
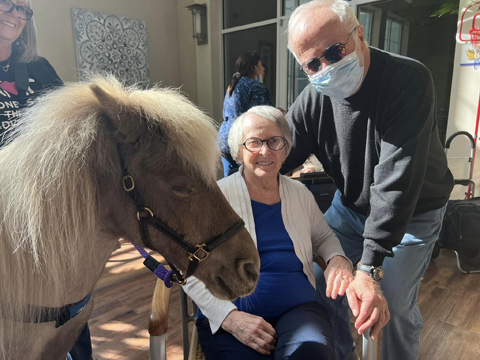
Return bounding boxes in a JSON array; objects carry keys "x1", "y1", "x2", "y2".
[{"x1": 0, "y1": 77, "x2": 259, "y2": 359}]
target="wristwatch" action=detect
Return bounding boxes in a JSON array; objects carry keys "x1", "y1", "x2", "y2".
[{"x1": 357, "y1": 264, "x2": 384, "y2": 282}]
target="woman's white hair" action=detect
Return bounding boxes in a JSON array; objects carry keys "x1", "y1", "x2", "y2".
[
  {"x1": 228, "y1": 105, "x2": 293, "y2": 164},
  {"x1": 287, "y1": 0, "x2": 360, "y2": 63},
  {"x1": 17, "y1": 0, "x2": 38, "y2": 63}
]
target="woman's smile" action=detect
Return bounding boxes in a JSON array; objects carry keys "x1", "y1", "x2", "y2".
[
  {"x1": 0, "y1": 20, "x2": 16, "y2": 28},
  {"x1": 256, "y1": 161, "x2": 274, "y2": 166}
]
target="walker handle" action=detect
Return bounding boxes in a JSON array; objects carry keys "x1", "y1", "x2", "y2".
[{"x1": 445, "y1": 131, "x2": 475, "y2": 149}]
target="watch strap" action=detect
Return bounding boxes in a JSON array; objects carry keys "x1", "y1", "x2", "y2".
[{"x1": 357, "y1": 264, "x2": 383, "y2": 281}]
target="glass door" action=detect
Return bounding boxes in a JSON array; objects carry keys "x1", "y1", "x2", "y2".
[
  {"x1": 353, "y1": 0, "x2": 458, "y2": 145},
  {"x1": 222, "y1": 0, "x2": 278, "y2": 105}
]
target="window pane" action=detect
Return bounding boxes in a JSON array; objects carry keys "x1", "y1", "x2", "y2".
[
  {"x1": 224, "y1": 24, "x2": 277, "y2": 105},
  {"x1": 391, "y1": 20, "x2": 402, "y2": 44},
  {"x1": 359, "y1": 11, "x2": 372, "y2": 44},
  {"x1": 283, "y1": 0, "x2": 314, "y2": 16},
  {"x1": 384, "y1": 18, "x2": 391, "y2": 51},
  {"x1": 385, "y1": 19, "x2": 402, "y2": 55},
  {"x1": 287, "y1": 53, "x2": 309, "y2": 108},
  {"x1": 224, "y1": 0, "x2": 276, "y2": 29}
]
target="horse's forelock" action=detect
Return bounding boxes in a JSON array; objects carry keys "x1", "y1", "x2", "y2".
[
  {"x1": 83, "y1": 76, "x2": 220, "y2": 182},
  {"x1": 128, "y1": 87, "x2": 220, "y2": 182}
]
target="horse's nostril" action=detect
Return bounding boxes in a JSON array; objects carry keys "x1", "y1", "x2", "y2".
[{"x1": 243, "y1": 262, "x2": 259, "y2": 282}]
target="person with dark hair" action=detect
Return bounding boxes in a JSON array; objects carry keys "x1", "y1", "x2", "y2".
[{"x1": 218, "y1": 51, "x2": 272, "y2": 177}]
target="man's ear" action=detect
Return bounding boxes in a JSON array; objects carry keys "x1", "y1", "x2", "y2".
[{"x1": 356, "y1": 25, "x2": 367, "y2": 51}]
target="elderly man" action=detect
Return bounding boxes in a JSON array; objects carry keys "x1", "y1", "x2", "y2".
[{"x1": 283, "y1": 1, "x2": 454, "y2": 359}]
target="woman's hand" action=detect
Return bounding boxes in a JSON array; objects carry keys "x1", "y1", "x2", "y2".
[
  {"x1": 324, "y1": 255, "x2": 354, "y2": 299},
  {"x1": 221, "y1": 310, "x2": 277, "y2": 355}
]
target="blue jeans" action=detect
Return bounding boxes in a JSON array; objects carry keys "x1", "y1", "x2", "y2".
[
  {"x1": 68, "y1": 323, "x2": 93, "y2": 360},
  {"x1": 197, "y1": 302, "x2": 335, "y2": 360},
  {"x1": 316, "y1": 191, "x2": 446, "y2": 360}
]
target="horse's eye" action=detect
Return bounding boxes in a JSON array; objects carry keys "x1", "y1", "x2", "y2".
[{"x1": 172, "y1": 185, "x2": 195, "y2": 197}]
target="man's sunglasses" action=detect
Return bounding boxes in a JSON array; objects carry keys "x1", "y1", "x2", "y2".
[
  {"x1": 300, "y1": 26, "x2": 358, "y2": 76},
  {"x1": 0, "y1": 0, "x2": 33, "y2": 21}
]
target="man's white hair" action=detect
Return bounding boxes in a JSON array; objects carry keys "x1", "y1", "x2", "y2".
[
  {"x1": 228, "y1": 106, "x2": 293, "y2": 164},
  {"x1": 287, "y1": 0, "x2": 360, "y2": 63}
]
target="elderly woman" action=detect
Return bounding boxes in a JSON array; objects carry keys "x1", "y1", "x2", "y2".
[
  {"x1": 184, "y1": 106, "x2": 353, "y2": 360},
  {"x1": 0, "y1": 0, "x2": 61, "y2": 147}
]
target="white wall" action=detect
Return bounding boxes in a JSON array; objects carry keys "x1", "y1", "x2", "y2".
[
  {"x1": 32, "y1": 0, "x2": 181, "y2": 88},
  {"x1": 188, "y1": 0, "x2": 223, "y2": 123},
  {"x1": 177, "y1": 0, "x2": 198, "y2": 103},
  {"x1": 446, "y1": 0, "x2": 480, "y2": 199}
]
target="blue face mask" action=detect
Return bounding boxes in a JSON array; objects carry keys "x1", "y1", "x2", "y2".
[{"x1": 308, "y1": 52, "x2": 364, "y2": 99}]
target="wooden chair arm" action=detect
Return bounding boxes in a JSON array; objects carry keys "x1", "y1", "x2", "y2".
[{"x1": 148, "y1": 270, "x2": 172, "y2": 337}]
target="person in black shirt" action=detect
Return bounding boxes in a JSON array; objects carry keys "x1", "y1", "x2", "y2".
[
  {"x1": 0, "y1": 0, "x2": 62, "y2": 147},
  {"x1": 0, "y1": 1, "x2": 92, "y2": 359},
  {"x1": 285, "y1": 1, "x2": 454, "y2": 359}
]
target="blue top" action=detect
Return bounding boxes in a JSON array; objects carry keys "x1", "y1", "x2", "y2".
[
  {"x1": 198, "y1": 200, "x2": 316, "y2": 322},
  {"x1": 218, "y1": 77, "x2": 271, "y2": 154}
]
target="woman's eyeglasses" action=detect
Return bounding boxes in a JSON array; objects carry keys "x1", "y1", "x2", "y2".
[
  {"x1": 0, "y1": 0, "x2": 33, "y2": 21},
  {"x1": 300, "y1": 27, "x2": 357, "y2": 76},
  {"x1": 241, "y1": 136, "x2": 287, "y2": 152}
]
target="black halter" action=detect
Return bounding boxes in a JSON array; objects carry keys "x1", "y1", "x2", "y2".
[{"x1": 120, "y1": 165, "x2": 245, "y2": 285}]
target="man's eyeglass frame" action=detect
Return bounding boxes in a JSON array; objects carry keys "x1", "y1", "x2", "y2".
[
  {"x1": 300, "y1": 26, "x2": 358, "y2": 76},
  {"x1": 241, "y1": 136, "x2": 287, "y2": 152},
  {"x1": 0, "y1": 0, "x2": 34, "y2": 21}
]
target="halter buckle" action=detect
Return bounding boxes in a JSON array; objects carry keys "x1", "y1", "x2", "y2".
[
  {"x1": 171, "y1": 273, "x2": 187, "y2": 285},
  {"x1": 123, "y1": 175, "x2": 135, "y2": 192},
  {"x1": 137, "y1": 207, "x2": 154, "y2": 220},
  {"x1": 188, "y1": 244, "x2": 209, "y2": 262}
]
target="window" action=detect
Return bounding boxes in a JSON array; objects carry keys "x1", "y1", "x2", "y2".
[
  {"x1": 357, "y1": 0, "x2": 457, "y2": 145},
  {"x1": 223, "y1": 25, "x2": 277, "y2": 104},
  {"x1": 384, "y1": 18, "x2": 402, "y2": 54},
  {"x1": 358, "y1": 10, "x2": 373, "y2": 44},
  {"x1": 287, "y1": 53, "x2": 309, "y2": 108},
  {"x1": 223, "y1": 0, "x2": 276, "y2": 29},
  {"x1": 283, "y1": 0, "x2": 313, "y2": 16}
]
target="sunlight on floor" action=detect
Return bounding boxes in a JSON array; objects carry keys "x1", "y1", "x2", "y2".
[
  {"x1": 100, "y1": 321, "x2": 137, "y2": 332},
  {"x1": 97, "y1": 349, "x2": 122, "y2": 359},
  {"x1": 122, "y1": 337, "x2": 149, "y2": 349}
]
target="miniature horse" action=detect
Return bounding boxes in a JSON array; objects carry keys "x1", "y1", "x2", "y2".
[{"x1": 0, "y1": 76, "x2": 259, "y2": 359}]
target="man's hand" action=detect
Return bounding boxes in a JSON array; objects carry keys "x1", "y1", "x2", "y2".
[
  {"x1": 324, "y1": 255, "x2": 353, "y2": 300},
  {"x1": 221, "y1": 310, "x2": 277, "y2": 355},
  {"x1": 301, "y1": 166, "x2": 316, "y2": 174},
  {"x1": 345, "y1": 271, "x2": 390, "y2": 340}
]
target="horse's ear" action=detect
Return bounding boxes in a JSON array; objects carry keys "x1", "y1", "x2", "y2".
[{"x1": 90, "y1": 83, "x2": 145, "y2": 144}]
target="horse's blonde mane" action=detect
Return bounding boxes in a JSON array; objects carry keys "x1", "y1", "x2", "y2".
[{"x1": 0, "y1": 76, "x2": 219, "y2": 355}]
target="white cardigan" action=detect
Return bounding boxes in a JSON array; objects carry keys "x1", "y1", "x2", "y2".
[{"x1": 183, "y1": 169, "x2": 349, "y2": 333}]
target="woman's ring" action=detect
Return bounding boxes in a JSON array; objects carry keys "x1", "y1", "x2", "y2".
[{"x1": 339, "y1": 277, "x2": 344, "y2": 281}]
